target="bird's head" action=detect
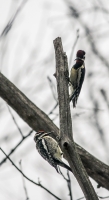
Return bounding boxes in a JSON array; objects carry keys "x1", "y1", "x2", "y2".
[
  {"x1": 76, "y1": 50, "x2": 86, "y2": 61},
  {"x1": 34, "y1": 130, "x2": 54, "y2": 142},
  {"x1": 34, "y1": 130, "x2": 45, "y2": 142}
]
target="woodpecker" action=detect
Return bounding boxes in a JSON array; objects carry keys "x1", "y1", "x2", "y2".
[
  {"x1": 69, "y1": 50, "x2": 86, "y2": 108},
  {"x1": 34, "y1": 131, "x2": 72, "y2": 173}
]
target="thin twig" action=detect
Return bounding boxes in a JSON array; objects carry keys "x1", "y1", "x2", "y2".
[
  {"x1": 7, "y1": 105, "x2": 23, "y2": 138},
  {"x1": 67, "y1": 2, "x2": 109, "y2": 70},
  {"x1": 60, "y1": 169, "x2": 73, "y2": 200},
  {"x1": 48, "y1": 102, "x2": 58, "y2": 115},
  {"x1": 47, "y1": 76, "x2": 58, "y2": 102},
  {"x1": 47, "y1": 76, "x2": 59, "y2": 117},
  {"x1": 78, "y1": 106, "x2": 104, "y2": 111},
  {"x1": 77, "y1": 195, "x2": 109, "y2": 200},
  {"x1": 67, "y1": 171, "x2": 73, "y2": 200},
  {"x1": 89, "y1": 91, "x2": 109, "y2": 162},
  {"x1": 76, "y1": 197, "x2": 84, "y2": 200},
  {"x1": 0, "y1": 0, "x2": 28, "y2": 38},
  {"x1": 0, "y1": 0, "x2": 28, "y2": 72},
  {"x1": 100, "y1": 89, "x2": 109, "y2": 109},
  {"x1": 96, "y1": 0, "x2": 109, "y2": 23},
  {"x1": 69, "y1": 29, "x2": 79, "y2": 67},
  {"x1": 19, "y1": 160, "x2": 29, "y2": 200},
  {"x1": 0, "y1": 130, "x2": 33, "y2": 166},
  {"x1": 98, "y1": 196, "x2": 109, "y2": 199},
  {"x1": 0, "y1": 148, "x2": 62, "y2": 200}
]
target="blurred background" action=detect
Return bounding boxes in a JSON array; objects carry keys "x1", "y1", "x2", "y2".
[{"x1": 0, "y1": 0, "x2": 109, "y2": 199}]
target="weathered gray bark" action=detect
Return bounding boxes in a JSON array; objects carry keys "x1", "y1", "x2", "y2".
[{"x1": 53, "y1": 37, "x2": 98, "y2": 200}]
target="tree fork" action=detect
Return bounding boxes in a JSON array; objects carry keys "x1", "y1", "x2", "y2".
[{"x1": 53, "y1": 37, "x2": 99, "y2": 200}]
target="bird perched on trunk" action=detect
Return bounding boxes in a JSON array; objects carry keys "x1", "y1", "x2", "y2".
[
  {"x1": 69, "y1": 50, "x2": 86, "y2": 107},
  {"x1": 34, "y1": 131, "x2": 72, "y2": 173}
]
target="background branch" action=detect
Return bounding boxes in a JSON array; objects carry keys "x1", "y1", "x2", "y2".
[
  {"x1": 60, "y1": 170, "x2": 73, "y2": 200},
  {"x1": 7, "y1": 105, "x2": 24, "y2": 138},
  {"x1": 0, "y1": 148, "x2": 62, "y2": 200},
  {"x1": 19, "y1": 160, "x2": 29, "y2": 200},
  {"x1": 0, "y1": 0, "x2": 27, "y2": 38},
  {"x1": 0, "y1": 129, "x2": 33, "y2": 165}
]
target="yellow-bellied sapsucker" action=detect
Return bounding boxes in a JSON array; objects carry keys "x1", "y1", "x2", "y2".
[
  {"x1": 34, "y1": 131, "x2": 72, "y2": 173},
  {"x1": 69, "y1": 50, "x2": 86, "y2": 107}
]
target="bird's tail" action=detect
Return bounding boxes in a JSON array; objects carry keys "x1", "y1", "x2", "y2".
[
  {"x1": 70, "y1": 88, "x2": 79, "y2": 108},
  {"x1": 56, "y1": 160, "x2": 72, "y2": 172}
]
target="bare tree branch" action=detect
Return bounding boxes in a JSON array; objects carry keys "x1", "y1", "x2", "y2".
[
  {"x1": 53, "y1": 37, "x2": 98, "y2": 200},
  {"x1": 47, "y1": 75, "x2": 58, "y2": 117},
  {"x1": 0, "y1": 129, "x2": 33, "y2": 165},
  {"x1": 0, "y1": 0, "x2": 28, "y2": 38},
  {"x1": 48, "y1": 102, "x2": 58, "y2": 116},
  {"x1": 7, "y1": 105, "x2": 24, "y2": 138},
  {"x1": 100, "y1": 89, "x2": 109, "y2": 109},
  {"x1": 69, "y1": 29, "x2": 79, "y2": 67},
  {"x1": 0, "y1": 72, "x2": 109, "y2": 190},
  {"x1": 47, "y1": 76, "x2": 57, "y2": 103},
  {"x1": 65, "y1": 1, "x2": 109, "y2": 71},
  {"x1": 67, "y1": 171, "x2": 73, "y2": 200},
  {"x1": 19, "y1": 160, "x2": 29, "y2": 200},
  {"x1": 76, "y1": 197, "x2": 84, "y2": 200},
  {"x1": 0, "y1": 148, "x2": 62, "y2": 200},
  {"x1": 78, "y1": 195, "x2": 109, "y2": 200},
  {"x1": 60, "y1": 170, "x2": 73, "y2": 200},
  {"x1": 98, "y1": 196, "x2": 109, "y2": 199},
  {"x1": 76, "y1": 143, "x2": 109, "y2": 190}
]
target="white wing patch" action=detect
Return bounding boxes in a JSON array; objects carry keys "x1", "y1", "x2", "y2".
[
  {"x1": 42, "y1": 138, "x2": 49, "y2": 153},
  {"x1": 77, "y1": 68, "x2": 82, "y2": 86},
  {"x1": 77, "y1": 64, "x2": 84, "y2": 86}
]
